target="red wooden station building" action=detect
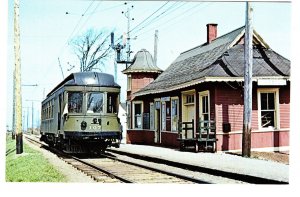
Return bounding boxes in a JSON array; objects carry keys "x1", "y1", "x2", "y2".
[{"x1": 123, "y1": 24, "x2": 290, "y2": 152}]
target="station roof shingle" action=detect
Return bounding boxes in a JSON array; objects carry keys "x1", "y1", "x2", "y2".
[
  {"x1": 122, "y1": 48, "x2": 163, "y2": 74},
  {"x1": 134, "y1": 26, "x2": 290, "y2": 97}
]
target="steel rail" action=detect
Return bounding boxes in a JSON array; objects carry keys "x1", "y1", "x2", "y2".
[
  {"x1": 101, "y1": 152, "x2": 211, "y2": 184},
  {"x1": 70, "y1": 155, "x2": 133, "y2": 183},
  {"x1": 107, "y1": 148, "x2": 288, "y2": 184},
  {"x1": 24, "y1": 135, "x2": 207, "y2": 183},
  {"x1": 24, "y1": 135, "x2": 132, "y2": 183}
]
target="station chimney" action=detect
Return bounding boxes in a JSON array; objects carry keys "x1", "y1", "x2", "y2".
[{"x1": 206, "y1": 23, "x2": 218, "y2": 44}]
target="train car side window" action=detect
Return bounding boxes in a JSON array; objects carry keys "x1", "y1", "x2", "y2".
[
  {"x1": 68, "y1": 92, "x2": 83, "y2": 113},
  {"x1": 107, "y1": 93, "x2": 118, "y2": 113},
  {"x1": 87, "y1": 92, "x2": 104, "y2": 113}
]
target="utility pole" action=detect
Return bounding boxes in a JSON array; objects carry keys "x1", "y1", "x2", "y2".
[
  {"x1": 114, "y1": 53, "x2": 118, "y2": 81},
  {"x1": 26, "y1": 100, "x2": 40, "y2": 134},
  {"x1": 153, "y1": 30, "x2": 158, "y2": 67},
  {"x1": 21, "y1": 84, "x2": 38, "y2": 134},
  {"x1": 31, "y1": 101, "x2": 33, "y2": 134},
  {"x1": 122, "y1": 2, "x2": 134, "y2": 67},
  {"x1": 111, "y1": 2, "x2": 135, "y2": 80},
  {"x1": 14, "y1": 0, "x2": 23, "y2": 154},
  {"x1": 12, "y1": 73, "x2": 15, "y2": 140},
  {"x1": 27, "y1": 107, "x2": 29, "y2": 132},
  {"x1": 242, "y1": 2, "x2": 253, "y2": 157}
]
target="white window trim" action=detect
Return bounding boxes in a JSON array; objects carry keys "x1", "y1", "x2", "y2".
[
  {"x1": 257, "y1": 88, "x2": 280, "y2": 130},
  {"x1": 132, "y1": 101, "x2": 144, "y2": 129},
  {"x1": 150, "y1": 102, "x2": 155, "y2": 130},
  {"x1": 161, "y1": 101, "x2": 166, "y2": 131},
  {"x1": 126, "y1": 101, "x2": 131, "y2": 129},
  {"x1": 171, "y1": 97, "x2": 179, "y2": 132},
  {"x1": 199, "y1": 90, "x2": 210, "y2": 122}
]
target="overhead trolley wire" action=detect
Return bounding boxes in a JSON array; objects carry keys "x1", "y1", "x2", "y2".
[
  {"x1": 73, "y1": 1, "x2": 103, "y2": 37},
  {"x1": 31, "y1": 0, "x2": 98, "y2": 97},
  {"x1": 113, "y1": 1, "x2": 171, "y2": 45},
  {"x1": 133, "y1": 2, "x2": 209, "y2": 44},
  {"x1": 128, "y1": 1, "x2": 170, "y2": 35},
  {"x1": 85, "y1": 2, "x2": 124, "y2": 15},
  {"x1": 131, "y1": 2, "x2": 183, "y2": 35}
]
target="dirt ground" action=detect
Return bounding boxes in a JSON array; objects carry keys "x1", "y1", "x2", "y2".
[{"x1": 227, "y1": 151, "x2": 289, "y2": 165}]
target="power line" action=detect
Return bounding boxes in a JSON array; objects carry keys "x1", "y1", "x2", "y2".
[
  {"x1": 65, "y1": 0, "x2": 97, "y2": 45},
  {"x1": 30, "y1": 1, "x2": 98, "y2": 97},
  {"x1": 134, "y1": 2, "x2": 209, "y2": 44},
  {"x1": 85, "y1": 2, "x2": 124, "y2": 15},
  {"x1": 130, "y1": 2, "x2": 180, "y2": 36},
  {"x1": 72, "y1": 1, "x2": 103, "y2": 39},
  {"x1": 128, "y1": 1, "x2": 170, "y2": 35},
  {"x1": 113, "y1": 2, "x2": 181, "y2": 46}
]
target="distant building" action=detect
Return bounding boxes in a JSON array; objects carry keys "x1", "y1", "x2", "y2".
[{"x1": 124, "y1": 24, "x2": 290, "y2": 152}]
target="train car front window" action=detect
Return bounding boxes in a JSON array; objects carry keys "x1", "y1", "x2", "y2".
[
  {"x1": 68, "y1": 92, "x2": 83, "y2": 113},
  {"x1": 87, "y1": 92, "x2": 104, "y2": 113},
  {"x1": 107, "y1": 93, "x2": 118, "y2": 113}
]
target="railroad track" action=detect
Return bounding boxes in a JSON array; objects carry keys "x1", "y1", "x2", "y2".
[
  {"x1": 24, "y1": 135, "x2": 209, "y2": 183},
  {"x1": 106, "y1": 148, "x2": 288, "y2": 184},
  {"x1": 26, "y1": 135, "x2": 285, "y2": 184}
]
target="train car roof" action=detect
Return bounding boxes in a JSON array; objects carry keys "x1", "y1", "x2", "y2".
[{"x1": 46, "y1": 72, "x2": 120, "y2": 98}]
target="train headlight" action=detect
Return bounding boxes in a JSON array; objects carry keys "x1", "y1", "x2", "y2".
[
  {"x1": 81, "y1": 121, "x2": 87, "y2": 130},
  {"x1": 93, "y1": 118, "x2": 97, "y2": 124}
]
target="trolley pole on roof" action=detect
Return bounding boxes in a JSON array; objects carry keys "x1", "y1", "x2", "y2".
[
  {"x1": 242, "y1": 2, "x2": 253, "y2": 157},
  {"x1": 58, "y1": 57, "x2": 65, "y2": 79},
  {"x1": 14, "y1": 0, "x2": 23, "y2": 154}
]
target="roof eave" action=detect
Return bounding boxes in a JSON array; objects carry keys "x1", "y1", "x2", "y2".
[
  {"x1": 134, "y1": 76, "x2": 290, "y2": 97},
  {"x1": 122, "y1": 70, "x2": 163, "y2": 74}
]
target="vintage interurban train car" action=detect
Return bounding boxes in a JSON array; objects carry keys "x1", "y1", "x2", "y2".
[{"x1": 40, "y1": 72, "x2": 122, "y2": 153}]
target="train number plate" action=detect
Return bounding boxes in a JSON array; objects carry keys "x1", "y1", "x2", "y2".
[{"x1": 89, "y1": 125, "x2": 101, "y2": 130}]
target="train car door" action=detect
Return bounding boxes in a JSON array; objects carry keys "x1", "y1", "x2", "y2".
[{"x1": 58, "y1": 93, "x2": 63, "y2": 131}]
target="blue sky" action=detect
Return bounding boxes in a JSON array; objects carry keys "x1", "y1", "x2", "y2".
[{"x1": 5, "y1": 0, "x2": 291, "y2": 130}]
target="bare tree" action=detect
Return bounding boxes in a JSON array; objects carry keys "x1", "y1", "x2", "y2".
[{"x1": 71, "y1": 29, "x2": 112, "y2": 72}]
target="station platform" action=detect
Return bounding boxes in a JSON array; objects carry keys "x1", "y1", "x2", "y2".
[{"x1": 109, "y1": 143, "x2": 289, "y2": 183}]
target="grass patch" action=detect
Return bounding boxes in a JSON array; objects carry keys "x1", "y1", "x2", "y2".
[{"x1": 5, "y1": 134, "x2": 67, "y2": 182}]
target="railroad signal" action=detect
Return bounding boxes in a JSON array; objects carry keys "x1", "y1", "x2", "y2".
[{"x1": 110, "y1": 2, "x2": 135, "y2": 70}]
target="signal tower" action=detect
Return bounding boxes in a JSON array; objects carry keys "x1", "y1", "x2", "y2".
[{"x1": 111, "y1": 1, "x2": 135, "y2": 76}]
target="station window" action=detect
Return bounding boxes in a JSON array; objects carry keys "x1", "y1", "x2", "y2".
[
  {"x1": 171, "y1": 98, "x2": 179, "y2": 132},
  {"x1": 127, "y1": 102, "x2": 131, "y2": 129},
  {"x1": 127, "y1": 75, "x2": 132, "y2": 91},
  {"x1": 258, "y1": 88, "x2": 279, "y2": 129},
  {"x1": 107, "y1": 93, "x2": 118, "y2": 113},
  {"x1": 133, "y1": 102, "x2": 143, "y2": 129},
  {"x1": 186, "y1": 95, "x2": 194, "y2": 104},
  {"x1": 68, "y1": 92, "x2": 83, "y2": 113},
  {"x1": 161, "y1": 103, "x2": 166, "y2": 131},
  {"x1": 87, "y1": 92, "x2": 104, "y2": 113},
  {"x1": 199, "y1": 91, "x2": 210, "y2": 128},
  {"x1": 150, "y1": 103, "x2": 155, "y2": 130}
]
